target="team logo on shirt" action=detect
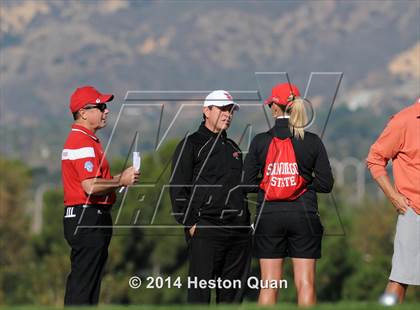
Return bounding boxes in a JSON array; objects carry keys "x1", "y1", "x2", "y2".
[{"x1": 84, "y1": 161, "x2": 94, "y2": 172}]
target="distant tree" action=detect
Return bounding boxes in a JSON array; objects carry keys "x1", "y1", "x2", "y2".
[
  {"x1": 316, "y1": 194, "x2": 356, "y2": 301},
  {"x1": 30, "y1": 189, "x2": 68, "y2": 305},
  {"x1": 0, "y1": 157, "x2": 33, "y2": 304}
]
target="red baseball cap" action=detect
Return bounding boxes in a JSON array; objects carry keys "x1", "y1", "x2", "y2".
[
  {"x1": 264, "y1": 82, "x2": 301, "y2": 106},
  {"x1": 70, "y1": 85, "x2": 114, "y2": 113}
]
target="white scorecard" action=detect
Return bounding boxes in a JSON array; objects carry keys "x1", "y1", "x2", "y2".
[
  {"x1": 119, "y1": 151, "x2": 141, "y2": 193},
  {"x1": 133, "y1": 152, "x2": 141, "y2": 172}
]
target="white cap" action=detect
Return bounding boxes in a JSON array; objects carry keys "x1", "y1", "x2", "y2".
[{"x1": 203, "y1": 90, "x2": 239, "y2": 110}]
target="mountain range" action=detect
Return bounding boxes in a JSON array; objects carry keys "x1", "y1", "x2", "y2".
[{"x1": 0, "y1": 0, "x2": 419, "y2": 168}]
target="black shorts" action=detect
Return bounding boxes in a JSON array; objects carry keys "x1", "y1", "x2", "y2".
[{"x1": 253, "y1": 210, "x2": 323, "y2": 259}]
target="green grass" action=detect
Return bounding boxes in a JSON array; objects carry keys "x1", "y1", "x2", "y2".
[{"x1": 1, "y1": 303, "x2": 420, "y2": 310}]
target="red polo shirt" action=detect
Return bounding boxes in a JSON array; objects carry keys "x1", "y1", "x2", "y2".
[{"x1": 61, "y1": 124, "x2": 116, "y2": 206}]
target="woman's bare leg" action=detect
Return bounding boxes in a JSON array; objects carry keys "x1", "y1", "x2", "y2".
[
  {"x1": 258, "y1": 258, "x2": 284, "y2": 305},
  {"x1": 292, "y1": 258, "x2": 317, "y2": 307}
]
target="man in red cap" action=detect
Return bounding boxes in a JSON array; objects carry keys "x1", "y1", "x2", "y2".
[{"x1": 62, "y1": 85, "x2": 139, "y2": 305}]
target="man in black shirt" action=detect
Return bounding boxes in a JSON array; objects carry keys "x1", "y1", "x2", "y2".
[{"x1": 170, "y1": 90, "x2": 251, "y2": 304}]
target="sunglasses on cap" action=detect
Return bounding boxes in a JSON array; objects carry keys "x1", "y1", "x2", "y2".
[
  {"x1": 268, "y1": 93, "x2": 296, "y2": 108},
  {"x1": 83, "y1": 103, "x2": 107, "y2": 112}
]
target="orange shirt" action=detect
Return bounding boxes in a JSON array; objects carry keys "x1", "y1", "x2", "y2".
[{"x1": 366, "y1": 99, "x2": 420, "y2": 214}]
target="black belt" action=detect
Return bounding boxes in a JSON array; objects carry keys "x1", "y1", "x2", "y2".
[{"x1": 65, "y1": 204, "x2": 112, "y2": 211}]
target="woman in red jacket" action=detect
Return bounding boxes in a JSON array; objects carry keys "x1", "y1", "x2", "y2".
[{"x1": 243, "y1": 82, "x2": 334, "y2": 306}]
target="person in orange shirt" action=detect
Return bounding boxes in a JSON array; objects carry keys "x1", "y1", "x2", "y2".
[{"x1": 366, "y1": 99, "x2": 420, "y2": 303}]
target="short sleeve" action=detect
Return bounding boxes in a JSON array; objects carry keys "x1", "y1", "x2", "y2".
[{"x1": 66, "y1": 146, "x2": 101, "y2": 181}]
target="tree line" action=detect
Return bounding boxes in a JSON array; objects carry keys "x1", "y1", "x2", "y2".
[{"x1": 0, "y1": 142, "x2": 419, "y2": 305}]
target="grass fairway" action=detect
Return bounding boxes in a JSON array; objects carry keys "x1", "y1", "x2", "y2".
[{"x1": 1, "y1": 303, "x2": 419, "y2": 310}]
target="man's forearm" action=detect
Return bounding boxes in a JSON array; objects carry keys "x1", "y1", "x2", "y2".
[
  {"x1": 373, "y1": 173, "x2": 410, "y2": 213},
  {"x1": 374, "y1": 174, "x2": 398, "y2": 201},
  {"x1": 82, "y1": 176, "x2": 122, "y2": 196}
]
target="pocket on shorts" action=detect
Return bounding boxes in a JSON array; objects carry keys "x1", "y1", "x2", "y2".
[{"x1": 301, "y1": 212, "x2": 323, "y2": 237}]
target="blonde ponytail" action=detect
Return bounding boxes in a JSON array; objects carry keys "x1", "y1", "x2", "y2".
[{"x1": 288, "y1": 97, "x2": 307, "y2": 140}]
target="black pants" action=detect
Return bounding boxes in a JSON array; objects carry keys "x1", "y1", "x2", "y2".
[
  {"x1": 187, "y1": 224, "x2": 251, "y2": 304},
  {"x1": 63, "y1": 205, "x2": 112, "y2": 305}
]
